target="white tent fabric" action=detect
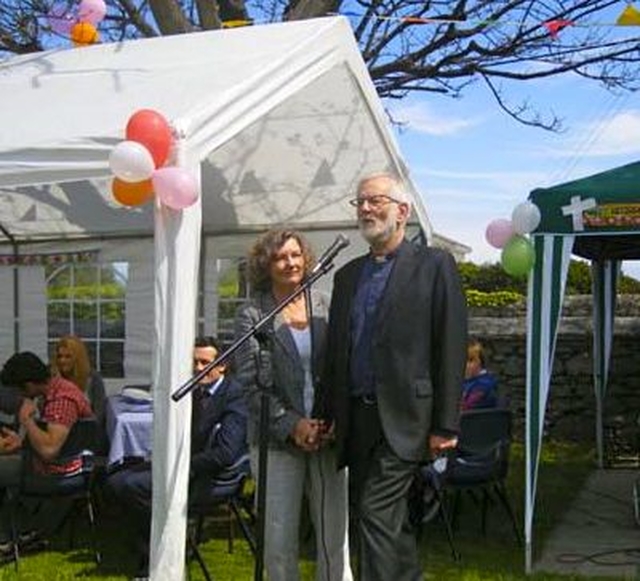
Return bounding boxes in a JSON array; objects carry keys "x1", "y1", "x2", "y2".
[
  {"x1": 0, "y1": 18, "x2": 430, "y2": 240},
  {"x1": 0, "y1": 17, "x2": 429, "y2": 580}
]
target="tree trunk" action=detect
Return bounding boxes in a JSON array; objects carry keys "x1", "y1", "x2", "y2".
[
  {"x1": 284, "y1": 0, "x2": 343, "y2": 20},
  {"x1": 149, "y1": 0, "x2": 193, "y2": 34}
]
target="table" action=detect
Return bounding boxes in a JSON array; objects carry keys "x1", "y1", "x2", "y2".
[{"x1": 105, "y1": 394, "x2": 153, "y2": 468}]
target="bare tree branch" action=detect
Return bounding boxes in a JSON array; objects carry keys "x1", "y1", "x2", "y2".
[{"x1": 2, "y1": 0, "x2": 639, "y2": 130}]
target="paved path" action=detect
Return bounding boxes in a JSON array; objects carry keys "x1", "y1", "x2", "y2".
[{"x1": 535, "y1": 469, "x2": 640, "y2": 579}]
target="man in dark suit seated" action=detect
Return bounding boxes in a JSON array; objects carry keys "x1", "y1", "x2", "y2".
[{"x1": 108, "y1": 336, "x2": 248, "y2": 580}]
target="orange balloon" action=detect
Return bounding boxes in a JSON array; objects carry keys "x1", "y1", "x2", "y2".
[
  {"x1": 71, "y1": 21, "x2": 99, "y2": 46},
  {"x1": 112, "y1": 178, "x2": 154, "y2": 206}
]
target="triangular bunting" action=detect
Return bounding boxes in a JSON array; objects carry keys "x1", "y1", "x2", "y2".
[
  {"x1": 542, "y1": 19, "x2": 573, "y2": 38},
  {"x1": 617, "y1": 4, "x2": 640, "y2": 25}
]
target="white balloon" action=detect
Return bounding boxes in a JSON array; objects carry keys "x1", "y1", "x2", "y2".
[
  {"x1": 109, "y1": 141, "x2": 155, "y2": 183},
  {"x1": 511, "y1": 201, "x2": 541, "y2": 234}
]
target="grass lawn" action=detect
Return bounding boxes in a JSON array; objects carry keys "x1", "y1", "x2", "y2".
[{"x1": 0, "y1": 440, "x2": 622, "y2": 580}]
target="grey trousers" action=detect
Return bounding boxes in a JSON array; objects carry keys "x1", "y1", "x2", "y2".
[
  {"x1": 347, "y1": 400, "x2": 422, "y2": 581},
  {"x1": 250, "y1": 445, "x2": 353, "y2": 581}
]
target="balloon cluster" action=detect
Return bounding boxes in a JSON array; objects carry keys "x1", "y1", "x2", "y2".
[
  {"x1": 485, "y1": 201, "x2": 541, "y2": 278},
  {"x1": 47, "y1": 0, "x2": 106, "y2": 46},
  {"x1": 109, "y1": 109, "x2": 199, "y2": 210}
]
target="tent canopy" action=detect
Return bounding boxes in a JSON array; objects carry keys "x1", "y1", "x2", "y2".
[
  {"x1": 0, "y1": 16, "x2": 429, "y2": 243},
  {"x1": 530, "y1": 161, "x2": 640, "y2": 259},
  {"x1": 525, "y1": 160, "x2": 640, "y2": 572}
]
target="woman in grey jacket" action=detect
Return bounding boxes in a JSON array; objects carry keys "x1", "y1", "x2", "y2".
[{"x1": 234, "y1": 229, "x2": 352, "y2": 581}]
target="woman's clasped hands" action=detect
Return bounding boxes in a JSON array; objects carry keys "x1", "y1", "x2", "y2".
[{"x1": 292, "y1": 418, "x2": 334, "y2": 452}]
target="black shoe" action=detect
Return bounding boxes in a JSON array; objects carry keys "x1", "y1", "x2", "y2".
[
  {"x1": 0, "y1": 541, "x2": 13, "y2": 558},
  {"x1": 18, "y1": 530, "x2": 40, "y2": 546},
  {"x1": 0, "y1": 541, "x2": 16, "y2": 565},
  {"x1": 133, "y1": 555, "x2": 149, "y2": 580},
  {"x1": 18, "y1": 531, "x2": 48, "y2": 554}
]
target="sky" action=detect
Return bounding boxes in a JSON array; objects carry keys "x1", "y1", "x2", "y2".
[{"x1": 385, "y1": 44, "x2": 640, "y2": 280}]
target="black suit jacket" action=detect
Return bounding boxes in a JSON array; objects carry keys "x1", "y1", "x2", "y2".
[
  {"x1": 321, "y1": 240, "x2": 468, "y2": 465},
  {"x1": 189, "y1": 375, "x2": 248, "y2": 479}
]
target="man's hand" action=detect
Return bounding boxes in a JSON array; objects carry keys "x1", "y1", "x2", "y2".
[
  {"x1": 292, "y1": 418, "x2": 321, "y2": 452},
  {"x1": 318, "y1": 420, "x2": 335, "y2": 445},
  {"x1": 18, "y1": 398, "x2": 37, "y2": 425},
  {"x1": 0, "y1": 427, "x2": 22, "y2": 454},
  {"x1": 429, "y1": 434, "x2": 458, "y2": 458}
]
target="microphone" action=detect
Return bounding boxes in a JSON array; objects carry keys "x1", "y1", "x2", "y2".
[{"x1": 310, "y1": 234, "x2": 350, "y2": 275}]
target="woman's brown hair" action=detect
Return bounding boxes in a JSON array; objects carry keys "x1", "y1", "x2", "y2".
[{"x1": 247, "y1": 229, "x2": 316, "y2": 292}]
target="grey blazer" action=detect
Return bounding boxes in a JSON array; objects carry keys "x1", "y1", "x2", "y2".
[
  {"x1": 233, "y1": 289, "x2": 329, "y2": 448},
  {"x1": 321, "y1": 240, "x2": 468, "y2": 465}
]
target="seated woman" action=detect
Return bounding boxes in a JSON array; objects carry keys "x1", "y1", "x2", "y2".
[
  {"x1": 51, "y1": 336, "x2": 107, "y2": 453},
  {"x1": 461, "y1": 339, "x2": 498, "y2": 411},
  {"x1": 51, "y1": 336, "x2": 106, "y2": 425}
]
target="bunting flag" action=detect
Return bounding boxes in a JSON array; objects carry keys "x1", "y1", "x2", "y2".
[
  {"x1": 224, "y1": 3, "x2": 640, "y2": 35},
  {"x1": 542, "y1": 19, "x2": 574, "y2": 39},
  {"x1": 222, "y1": 19, "x2": 253, "y2": 28},
  {"x1": 0, "y1": 250, "x2": 97, "y2": 266},
  {"x1": 617, "y1": 3, "x2": 640, "y2": 25}
]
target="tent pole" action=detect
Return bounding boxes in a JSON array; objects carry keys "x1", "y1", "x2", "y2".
[
  {"x1": 0, "y1": 224, "x2": 20, "y2": 352},
  {"x1": 595, "y1": 392, "x2": 604, "y2": 468}
]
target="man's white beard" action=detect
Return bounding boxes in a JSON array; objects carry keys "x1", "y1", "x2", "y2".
[{"x1": 359, "y1": 218, "x2": 396, "y2": 246}]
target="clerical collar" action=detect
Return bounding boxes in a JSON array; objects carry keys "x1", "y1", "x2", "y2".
[{"x1": 369, "y1": 249, "x2": 397, "y2": 263}]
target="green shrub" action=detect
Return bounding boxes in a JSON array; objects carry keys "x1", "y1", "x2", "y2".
[
  {"x1": 460, "y1": 260, "x2": 640, "y2": 295},
  {"x1": 465, "y1": 289, "x2": 524, "y2": 308}
]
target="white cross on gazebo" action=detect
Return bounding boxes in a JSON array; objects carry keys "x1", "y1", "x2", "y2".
[{"x1": 561, "y1": 195, "x2": 597, "y2": 231}]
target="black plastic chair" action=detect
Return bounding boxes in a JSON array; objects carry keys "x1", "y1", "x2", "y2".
[
  {"x1": 411, "y1": 455, "x2": 460, "y2": 562},
  {"x1": 187, "y1": 455, "x2": 256, "y2": 581},
  {"x1": 10, "y1": 417, "x2": 102, "y2": 566},
  {"x1": 445, "y1": 408, "x2": 521, "y2": 544}
]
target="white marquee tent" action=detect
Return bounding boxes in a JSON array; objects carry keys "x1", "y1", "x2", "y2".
[{"x1": 0, "y1": 17, "x2": 429, "y2": 580}]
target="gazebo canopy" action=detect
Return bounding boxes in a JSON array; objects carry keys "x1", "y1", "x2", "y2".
[{"x1": 525, "y1": 160, "x2": 640, "y2": 571}]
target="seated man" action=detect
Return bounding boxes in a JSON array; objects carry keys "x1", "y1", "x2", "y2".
[
  {"x1": 107, "y1": 336, "x2": 248, "y2": 579},
  {"x1": 461, "y1": 339, "x2": 499, "y2": 411},
  {"x1": 0, "y1": 351, "x2": 94, "y2": 553}
]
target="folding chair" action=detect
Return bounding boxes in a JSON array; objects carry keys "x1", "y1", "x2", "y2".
[
  {"x1": 187, "y1": 455, "x2": 256, "y2": 581},
  {"x1": 445, "y1": 408, "x2": 521, "y2": 544},
  {"x1": 411, "y1": 455, "x2": 460, "y2": 562},
  {"x1": 10, "y1": 417, "x2": 102, "y2": 566}
]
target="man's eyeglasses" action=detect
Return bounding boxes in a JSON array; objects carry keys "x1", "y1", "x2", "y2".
[{"x1": 348, "y1": 194, "x2": 401, "y2": 209}]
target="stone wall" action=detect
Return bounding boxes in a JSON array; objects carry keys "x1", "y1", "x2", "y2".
[{"x1": 469, "y1": 295, "x2": 640, "y2": 447}]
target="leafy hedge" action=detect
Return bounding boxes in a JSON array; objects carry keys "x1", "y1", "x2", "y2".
[
  {"x1": 460, "y1": 259, "x2": 640, "y2": 307},
  {"x1": 465, "y1": 289, "x2": 523, "y2": 308}
]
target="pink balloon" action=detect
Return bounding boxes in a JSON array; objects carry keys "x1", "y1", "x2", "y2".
[
  {"x1": 485, "y1": 218, "x2": 514, "y2": 249},
  {"x1": 78, "y1": 0, "x2": 107, "y2": 25},
  {"x1": 152, "y1": 167, "x2": 199, "y2": 210},
  {"x1": 47, "y1": 4, "x2": 75, "y2": 35}
]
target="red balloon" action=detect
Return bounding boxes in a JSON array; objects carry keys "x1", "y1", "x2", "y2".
[{"x1": 125, "y1": 109, "x2": 173, "y2": 168}]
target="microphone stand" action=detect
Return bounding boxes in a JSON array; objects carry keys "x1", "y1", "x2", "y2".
[{"x1": 171, "y1": 256, "x2": 339, "y2": 581}]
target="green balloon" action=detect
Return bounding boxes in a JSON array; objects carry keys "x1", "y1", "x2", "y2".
[{"x1": 501, "y1": 235, "x2": 535, "y2": 278}]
